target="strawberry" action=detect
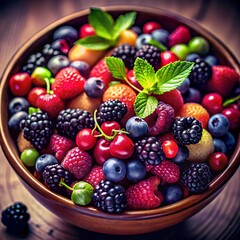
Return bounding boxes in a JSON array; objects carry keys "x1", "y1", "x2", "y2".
[
  {"x1": 102, "y1": 83, "x2": 137, "y2": 110},
  {"x1": 44, "y1": 134, "x2": 76, "y2": 162},
  {"x1": 83, "y1": 165, "x2": 105, "y2": 187},
  {"x1": 126, "y1": 176, "x2": 162, "y2": 210},
  {"x1": 61, "y1": 147, "x2": 92, "y2": 179},
  {"x1": 90, "y1": 58, "x2": 114, "y2": 86},
  {"x1": 150, "y1": 161, "x2": 180, "y2": 183},
  {"x1": 207, "y1": 66, "x2": 239, "y2": 97},
  {"x1": 169, "y1": 26, "x2": 191, "y2": 47},
  {"x1": 52, "y1": 67, "x2": 85, "y2": 100}
]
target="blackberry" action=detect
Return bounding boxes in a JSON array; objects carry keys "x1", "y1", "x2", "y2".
[
  {"x1": 135, "y1": 44, "x2": 161, "y2": 70},
  {"x1": 97, "y1": 100, "x2": 127, "y2": 124},
  {"x1": 111, "y1": 44, "x2": 137, "y2": 69},
  {"x1": 92, "y1": 180, "x2": 127, "y2": 213},
  {"x1": 1, "y1": 202, "x2": 30, "y2": 235},
  {"x1": 42, "y1": 163, "x2": 74, "y2": 194},
  {"x1": 56, "y1": 108, "x2": 94, "y2": 140},
  {"x1": 188, "y1": 58, "x2": 212, "y2": 88},
  {"x1": 181, "y1": 163, "x2": 211, "y2": 193},
  {"x1": 21, "y1": 111, "x2": 53, "y2": 151},
  {"x1": 135, "y1": 136, "x2": 166, "y2": 165},
  {"x1": 172, "y1": 117, "x2": 202, "y2": 145}
]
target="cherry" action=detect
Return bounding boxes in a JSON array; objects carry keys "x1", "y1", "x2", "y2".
[
  {"x1": 160, "y1": 51, "x2": 179, "y2": 66},
  {"x1": 76, "y1": 128, "x2": 98, "y2": 150},
  {"x1": 208, "y1": 152, "x2": 228, "y2": 171},
  {"x1": 101, "y1": 121, "x2": 121, "y2": 136},
  {"x1": 9, "y1": 72, "x2": 32, "y2": 96},
  {"x1": 93, "y1": 138, "x2": 112, "y2": 165},
  {"x1": 161, "y1": 140, "x2": 178, "y2": 158},
  {"x1": 80, "y1": 23, "x2": 95, "y2": 38},
  {"x1": 143, "y1": 21, "x2": 161, "y2": 34},
  {"x1": 221, "y1": 107, "x2": 240, "y2": 130},
  {"x1": 126, "y1": 70, "x2": 143, "y2": 90},
  {"x1": 202, "y1": 93, "x2": 223, "y2": 115},
  {"x1": 27, "y1": 87, "x2": 46, "y2": 107}
]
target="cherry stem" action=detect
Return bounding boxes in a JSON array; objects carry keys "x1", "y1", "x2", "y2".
[
  {"x1": 123, "y1": 76, "x2": 141, "y2": 93},
  {"x1": 59, "y1": 178, "x2": 73, "y2": 192},
  {"x1": 43, "y1": 77, "x2": 52, "y2": 94}
]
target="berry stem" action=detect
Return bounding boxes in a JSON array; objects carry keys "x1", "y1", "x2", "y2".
[
  {"x1": 43, "y1": 77, "x2": 53, "y2": 94},
  {"x1": 123, "y1": 76, "x2": 142, "y2": 93},
  {"x1": 59, "y1": 179, "x2": 74, "y2": 192},
  {"x1": 223, "y1": 94, "x2": 240, "y2": 107}
]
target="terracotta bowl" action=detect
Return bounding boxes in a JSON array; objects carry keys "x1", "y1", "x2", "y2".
[{"x1": 0, "y1": 6, "x2": 239, "y2": 235}]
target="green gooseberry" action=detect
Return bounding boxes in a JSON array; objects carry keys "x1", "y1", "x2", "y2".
[
  {"x1": 170, "y1": 44, "x2": 189, "y2": 60},
  {"x1": 188, "y1": 36, "x2": 210, "y2": 55},
  {"x1": 20, "y1": 148, "x2": 39, "y2": 167},
  {"x1": 31, "y1": 67, "x2": 52, "y2": 85}
]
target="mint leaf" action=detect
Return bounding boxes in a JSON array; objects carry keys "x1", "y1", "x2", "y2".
[
  {"x1": 134, "y1": 92, "x2": 158, "y2": 118},
  {"x1": 106, "y1": 56, "x2": 127, "y2": 79},
  {"x1": 75, "y1": 36, "x2": 112, "y2": 50},
  {"x1": 134, "y1": 57, "x2": 156, "y2": 90},
  {"x1": 154, "y1": 61, "x2": 194, "y2": 94},
  {"x1": 148, "y1": 39, "x2": 167, "y2": 52},
  {"x1": 89, "y1": 8, "x2": 114, "y2": 40},
  {"x1": 113, "y1": 12, "x2": 137, "y2": 39}
]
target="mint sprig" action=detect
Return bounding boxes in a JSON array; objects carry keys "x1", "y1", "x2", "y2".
[
  {"x1": 76, "y1": 8, "x2": 136, "y2": 50},
  {"x1": 106, "y1": 56, "x2": 194, "y2": 118}
]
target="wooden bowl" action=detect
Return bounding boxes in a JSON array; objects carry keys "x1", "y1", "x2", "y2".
[{"x1": 0, "y1": 6, "x2": 239, "y2": 235}]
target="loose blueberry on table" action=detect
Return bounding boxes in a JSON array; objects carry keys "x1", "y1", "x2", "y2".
[{"x1": 7, "y1": 7, "x2": 240, "y2": 214}]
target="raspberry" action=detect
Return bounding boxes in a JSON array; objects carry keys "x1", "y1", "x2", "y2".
[
  {"x1": 61, "y1": 147, "x2": 92, "y2": 179},
  {"x1": 181, "y1": 163, "x2": 211, "y2": 193},
  {"x1": 83, "y1": 165, "x2": 105, "y2": 188},
  {"x1": 172, "y1": 117, "x2": 203, "y2": 145},
  {"x1": 92, "y1": 180, "x2": 127, "y2": 213},
  {"x1": 150, "y1": 161, "x2": 180, "y2": 183},
  {"x1": 56, "y1": 108, "x2": 94, "y2": 140},
  {"x1": 169, "y1": 26, "x2": 191, "y2": 47},
  {"x1": 126, "y1": 176, "x2": 162, "y2": 210},
  {"x1": 135, "y1": 136, "x2": 166, "y2": 165}
]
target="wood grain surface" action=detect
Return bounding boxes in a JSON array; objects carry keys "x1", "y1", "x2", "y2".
[{"x1": 0, "y1": 0, "x2": 240, "y2": 239}]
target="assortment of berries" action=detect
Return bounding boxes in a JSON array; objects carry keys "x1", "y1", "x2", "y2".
[{"x1": 5, "y1": 7, "x2": 240, "y2": 216}]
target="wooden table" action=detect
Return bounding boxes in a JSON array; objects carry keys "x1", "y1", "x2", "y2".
[{"x1": 0, "y1": 0, "x2": 239, "y2": 239}]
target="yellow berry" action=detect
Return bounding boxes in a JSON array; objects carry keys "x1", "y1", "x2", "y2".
[{"x1": 117, "y1": 30, "x2": 137, "y2": 46}]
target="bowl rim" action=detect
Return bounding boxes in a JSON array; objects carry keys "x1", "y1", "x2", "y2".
[{"x1": 0, "y1": 5, "x2": 240, "y2": 220}]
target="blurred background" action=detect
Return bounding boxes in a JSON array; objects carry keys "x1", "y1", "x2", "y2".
[{"x1": 0, "y1": 0, "x2": 239, "y2": 239}]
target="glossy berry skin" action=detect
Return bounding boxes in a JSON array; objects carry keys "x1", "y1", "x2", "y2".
[
  {"x1": 221, "y1": 108, "x2": 240, "y2": 130},
  {"x1": 20, "y1": 148, "x2": 39, "y2": 167},
  {"x1": 8, "y1": 97, "x2": 29, "y2": 116},
  {"x1": 126, "y1": 70, "x2": 143, "y2": 90},
  {"x1": 170, "y1": 44, "x2": 189, "y2": 60},
  {"x1": 47, "y1": 55, "x2": 70, "y2": 75},
  {"x1": 202, "y1": 93, "x2": 223, "y2": 115},
  {"x1": 94, "y1": 138, "x2": 112, "y2": 165},
  {"x1": 213, "y1": 138, "x2": 227, "y2": 154},
  {"x1": 143, "y1": 21, "x2": 161, "y2": 34},
  {"x1": 162, "y1": 140, "x2": 179, "y2": 158},
  {"x1": 126, "y1": 159, "x2": 146, "y2": 182},
  {"x1": 84, "y1": 77, "x2": 105, "y2": 98},
  {"x1": 53, "y1": 25, "x2": 78, "y2": 45},
  {"x1": 171, "y1": 144, "x2": 189, "y2": 165},
  {"x1": 162, "y1": 184, "x2": 183, "y2": 205},
  {"x1": 221, "y1": 132, "x2": 235, "y2": 151},
  {"x1": 35, "y1": 154, "x2": 58, "y2": 174},
  {"x1": 177, "y1": 78, "x2": 190, "y2": 95},
  {"x1": 183, "y1": 88, "x2": 202, "y2": 103},
  {"x1": 151, "y1": 29, "x2": 169, "y2": 46},
  {"x1": 188, "y1": 36, "x2": 209, "y2": 55},
  {"x1": 76, "y1": 128, "x2": 97, "y2": 150},
  {"x1": 205, "y1": 55, "x2": 219, "y2": 66},
  {"x1": 8, "y1": 111, "x2": 28, "y2": 132},
  {"x1": 208, "y1": 152, "x2": 228, "y2": 171},
  {"x1": 27, "y1": 87, "x2": 46, "y2": 107},
  {"x1": 185, "y1": 53, "x2": 200, "y2": 62},
  {"x1": 9, "y1": 72, "x2": 32, "y2": 96},
  {"x1": 126, "y1": 116, "x2": 149, "y2": 139},
  {"x1": 160, "y1": 51, "x2": 179, "y2": 66},
  {"x1": 80, "y1": 23, "x2": 95, "y2": 38},
  {"x1": 136, "y1": 34, "x2": 152, "y2": 49},
  {"x1": 31, "y1": 67, "x2": 52, "y2": 86},
  {"x1": 70, "y1": 60, "x2": 90, "y2": 78},
  {"x1": 101, "y1": 121, "x2": 121, "y2": 136},
  {"x1": 103, "y1": 158, "x2": 126, "y2": 183},
  {"x1": 51, "y1": 39, "x2": 70, "y2": 54},
  {"x1": 208, "y1": 113, "x2": 229, "y2": 137}
]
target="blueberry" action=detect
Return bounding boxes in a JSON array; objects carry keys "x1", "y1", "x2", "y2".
[
  {"x1": 208, "y1": 114, "x2": 229, "y2": 137},
  {"x1": 47, "y1": 55, "x2": 70, "y2": 75},
  {"x1": 51, "y1": 39, "x2": 70, "y2": 55},
  {"x1": 136, "y1": 34, "x2": 152, "y2": 49},
  {"x1": 103, "y1": 158, "x2": 126, "y2": 183},
  {"x1": 84, "y1": 77, "x2": 105, "y2": 98},
  {"x1": 131, "y1": 26, "x2": 142, "y2": 35},
  {"x1": 183, "y1": 87, "x2": 202, "y2": 103},
  {"x1": 70, "y1": 60, "x2": 90, "y2": 78},
  {"x1": 9, "y1": 97, "x2": 29, "y2": 116},
  {"x1": 53, "y1": 26, "x2": 78, "y2": 45},
  {"x1": 185, "y1": 53, "x2": 200, "y2": 62},
  {"x1": 205, "y1": 55, "x2": 219, "y2": 66},
  {"x1": 171, "y1": 144, "x2": 189, "y2": 164},
  {"x1": 151, "y1": 29, "x2": 169, "y2": 46},
  {"x1": 8, "y1": 111, "x2": 28, "y2": 132},
  {"x1": 213, "y1": 138, "x2": 227, "y2": 154},
  {"x1": 126, "y1": 159, "x2": 146, "y2": 182},
  {"x1": 177, "y1": 78, "x2": 190, "y2": 95},
  {"x1": 221, "y1": 132, "x2": 235, "y2": 151},
  {"x1": 126, "y1": 116, "x2": 149, "y2": 139},
  {"x1": 162, "y1": 184, "x2": 183, "y2": 205},
  {"x1": 35, "y1": 154, "x2": 58, "y2": 174}
]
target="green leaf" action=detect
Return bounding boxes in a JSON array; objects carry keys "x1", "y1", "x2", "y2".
[
  {"x1": 154, "y1": 61, "x2": 194, "y2": 94},
  {"x1": 105, "y1": 56, "x2": 127, "y2": 79},
  {"x1": 75, "y1": 36, "x2": 112, "y2": 50},
  {"x1": 134, "y1": 57, "x2": 156, "y2": 90},
  {"x1": 113, "y1": 12, "x2": 137, "y2": 39},
  {"x1": 89, "y1": 8, "x2": 114, "y2": 40},
  {"x1": 134, "y1": 92, "x2": 158, "y2": 118},
  {"x1": 223, "y1": 94, "x2": 240, "y2": 107},
  {"x1": 148, "y1": 38, "x2": 167, "y2": 52}
]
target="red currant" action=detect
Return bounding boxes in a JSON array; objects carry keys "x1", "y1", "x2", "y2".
[
  {"x1": 143, "y1": 21, "x2": 161, "y2": 34},
  {"x1": 208, "y1": 152, "x2": 228, "y2": 171},
  {"x1": 221, "y1": 107, "x2": 240, "y2": 130},
  {"x1": 93, "y1": 138, "x2": 112, "y2": 165},
  {"x1": 27, "y1": 87, "x2": 46, "y2": 107},
  {"x1": 162, "y1": 140, "x2": 178, "y2": 158},
  {"x1": 76, "y1": 128, "x2": 98, "y2": 150},
  {"x1": 80, "y1": 23, "x2": 95, "y2": 38},
  {"x1": 202, "y1": 93, "x2": 223, "y2": 115},
  {"x1": 160, "y1": 51, "x2": 179, "y2": 66},
  {"x1": 101, "y1": 121, "x2": 121, "y2": 136}
]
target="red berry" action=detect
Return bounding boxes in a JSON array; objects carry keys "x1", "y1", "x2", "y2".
[
  {"x1": 158, "y1": 132, "x2": 178, "y2": 144},
  {"x1": 83, "y1": 165, "x2": 105, "y2": 187},
  {"x1": 160, "y1": 51, "x2": 179, "y2": 66},
  {"x1": 93, "y1": 138, "x2": 112, "y2": 165},
  {"x1": 76, "y1": 128, "x2": 98, "y2": 150},
  {"x1": 101, "y1": 121, "x2": 121, "y2": 136},
  {"x1": 9, "y1": 72, "x2": 32, "y2": 96},
  {"x1": 162, "y1": 140, "x2": 178, "y2": 158},
  {"x1": 221, "y1": 107, "x2": 240, "y2": 130},
  {"x1": 27, "y1": 87, "x2": 46, "y2": 107},
  {"x1": 80, "y1": 23, "x2": 95, "y2": 38},
  {"x1": 143, "y1": 22, "x2": 161, "y2": 34},
  {"x1": 208, "y1": 152, "x2": 228, "y2": 171},
  {"x1": 169, "y1": 26, "x2": 191, "y2": 47},
  {"x1": 126, "y1": 69, "x2": 143, "y2": 90},
  {"x1": 202, "y1": 93, "x2": 223, "y2": 115}
]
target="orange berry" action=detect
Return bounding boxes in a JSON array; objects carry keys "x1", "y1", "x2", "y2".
[{"x1": 117, "y1": 30, "x2": 137, "y2": 46}]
